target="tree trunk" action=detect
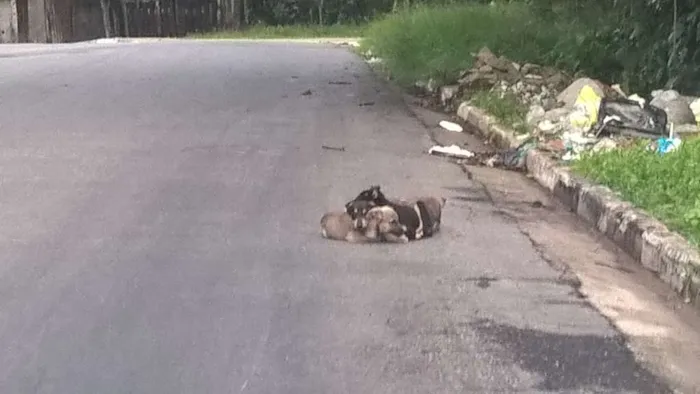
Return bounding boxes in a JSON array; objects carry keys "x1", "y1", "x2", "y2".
[
  {"x1": 120, "y1": 0, "x2": 129, "y2": 37},
  {"x1": 155, "y1": 0, "x2": 162, "y2": 36},
  {"x1": 99, "y1": 0, "x2": 112, "y2": 38},
  {"x1": 233, "y1": 0, "x2": 243, "y2": 30},
  {"x1": 318, "y1": 0, "x2": 324, "y2": 25},
  {"x1": 134, "y1": 0, "x2": 140, "y2": 36},
  {"x1": 172, "y1": 0, "x2": 179, "y2": 36}
]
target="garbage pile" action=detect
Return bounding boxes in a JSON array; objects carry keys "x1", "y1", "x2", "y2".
[{"x1": 418, "y1": 46, "x2": 700, "y2": 162}]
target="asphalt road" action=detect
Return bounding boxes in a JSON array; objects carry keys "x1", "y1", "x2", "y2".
[{"x1": 0, "y1": 40, "x2": 675, "y2": 393}]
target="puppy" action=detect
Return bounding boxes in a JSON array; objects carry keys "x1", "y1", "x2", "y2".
[
  {"x1": 320, "y1": 211, "x2": 378, "y2": 243},
  {"x1": 356, "y1": 205, "x2": 409, "y2": 244},
  {"x1": 321, "y1": 201, "x2": 408, "y2": 244},
  {"x1": 348, "y1": 185, "x2": 391, "y2": 208},
  {"x1": 347, "y1": 185, "x2": 436, "y2": 241},
  {"x1": 403, "y1": 196, "x2": 447, "y2": 234}
]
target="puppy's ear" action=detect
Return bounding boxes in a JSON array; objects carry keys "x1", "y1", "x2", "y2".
[
  {"x1": 370, "y1": 185, "x2": 381, "y2": 199},
  {"x1": 440, "y1": 197, "x2": 447, "y2": 207},
  {"x1": 344, "y1": 200, "x2": 354, "y2": 212}
]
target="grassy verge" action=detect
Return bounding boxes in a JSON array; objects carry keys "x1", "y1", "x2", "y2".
[
  {"x1": 468, "y1": 90, "x2": 530, "y2": 135},
  {"x1": 571, "y1": 139, "x2": 700, "y2": 246},
  {"x1": 360, "y1": 3, "x2": 615, "y2": 88},
  {"x1": 189, "y1": 24, "x2": 368, "y2": 39}
]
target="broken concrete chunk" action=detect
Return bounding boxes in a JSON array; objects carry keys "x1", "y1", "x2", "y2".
[
  {"x1": 439, "y1": 85, "x2": 460, "y2": 107},
  {"x1": 556, "y1": 78, "x2": 607, "y2": 108},
  {"x1": 537, "y1": 119, "x2": 557, "y2": 133},
  {"x1": 649, "y1": 90, "x2": 696, "y2": 126},
  {"x1": 526, "y1": 105, "x2": 546, "y2": 125},
  {"x1": 689, "y1": 98, "x2": 700, "y2": 125},
  {"x1": 542, "y1": 108, "x2": 570, "y2": 123},
  {"x1": 674, "y1": 123, "x2": 700, "y2": 140}
]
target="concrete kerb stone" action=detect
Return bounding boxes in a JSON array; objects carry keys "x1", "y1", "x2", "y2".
[{"x1": 455, "y1": 101, "x2": 700, "y2": 309}]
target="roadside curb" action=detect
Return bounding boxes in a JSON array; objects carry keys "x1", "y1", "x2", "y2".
[{"x1": 455, "y1": 101, "x2": 700, "y2": 309}]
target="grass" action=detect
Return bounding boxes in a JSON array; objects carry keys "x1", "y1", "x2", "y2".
[
  {"x1": 571, "y1": 138, "x2": 700, "y2": 246},
  {"x1": 468, "y1": 90, "x2": 530, "y2": 135},
  {"x1": 360, "y1": 3, "x2": 615, "y2": 89},
  {"x1": 189, "y1": 23, "x2": 368, "y2": 39}
]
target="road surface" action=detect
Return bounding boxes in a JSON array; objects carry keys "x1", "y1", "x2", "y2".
[{"x1": 0, "y1": 40, "x2": 696, "y2": 393}]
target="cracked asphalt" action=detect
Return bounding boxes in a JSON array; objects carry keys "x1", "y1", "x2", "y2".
[{"x1": 0, "y1": 40, "x2": 697, "y2": 393}]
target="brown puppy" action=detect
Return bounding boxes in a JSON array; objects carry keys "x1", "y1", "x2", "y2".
[
  {"x1": 349, "y1": 186, "x2": 445, "y2": 240},
  {"x1": 356, "y1": 205, "x2": 409, "y2": 244},
  {"x1": 320, "y1": 211, "x2": 377, "y2": 243},
  {"x1": 346, "y1": 186, "x2": 424, "y2": 240},
  {"x1": 321, "y1": 200, "x2": 407, "y2": 243}
]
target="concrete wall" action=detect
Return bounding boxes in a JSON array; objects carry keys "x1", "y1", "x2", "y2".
[{"x1": 0, "y1": 0, "x2": 16, "y2": 43}]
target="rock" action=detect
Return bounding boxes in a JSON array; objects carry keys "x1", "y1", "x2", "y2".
[
  {"x1": 556, "y1": 78, "x2": 607, "y2": 108},
  {"x1": 682, "y1": 95, "x2": 699, "y2": 106},
  {"x1": 526, "y1": 105, "x2": 546, "y2": 125},
  {"x1": 652, "y1": 89, "x2": 681, "y2": 102},
  {"x1": 475, "y1": 47, "x2": 499, "y2": 67},
  {"x1": 439, "y1": 85, "x2": 460, "y2": 106},
  {"x1": 650, "y1": 90, "x2": 696, "y2": 126},
  {"x1": 414, "y1": 80, "x2": 429, "y2": 92},
  {"x1": 689, "y1": 98, "x2": 700, "y2": 123},
  {"x1": 478, "y1": 65, "x2": 494, "y2": 73},
  {"x1": 474, "y1": 46, "x2": 518, "y2": 74},
  {"x1": 458, "y1": 71, "x2": 498, "y2": 90},
  {"x1": 674, "y1": 123, "x2": 700, "y2": 140},
  {"x1": 520, "y1": 63, "x2": 541, "y2": 75},
  {"x1": 542, "y1": 107, "x2": 570, "y2": 123},
  {"x1": 545, "y1": 72, "x2": 569, "y2": 90},
  {"x1": 523, "y1": 74, "x2": 545, "y2": 86},
  {"x1": 541, "y1": 98, "x2": 558, "y2": 111},
  {"x1": 591, "y1": 137, "x2": 618, "y2": 153},
  {"x1": 426, "y1": 78, "x2": 439, "y2": 94},
  {"x1": 651, "y1": 89, "x2": 664, "y2": 99},
  {"x1": 538, "y1": 119, "x2": 558, "y2": 133}
]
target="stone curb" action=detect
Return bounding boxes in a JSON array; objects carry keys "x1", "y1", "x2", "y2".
[{"x1": 456, "y1": 101, "x2": 700, "y2": 309}]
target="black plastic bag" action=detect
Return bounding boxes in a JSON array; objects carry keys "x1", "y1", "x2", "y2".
[{"x1": 593, "y1": 97, "x2": 668, "y2": 138}]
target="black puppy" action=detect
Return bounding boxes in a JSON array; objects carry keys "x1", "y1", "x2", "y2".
[{"x1": 346, "y1": 185, "x2": 435, "y2": 241}]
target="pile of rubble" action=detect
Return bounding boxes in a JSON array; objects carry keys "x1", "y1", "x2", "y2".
[{"x1": 416, "y1": 46, "x2": 700, "y2": 161}]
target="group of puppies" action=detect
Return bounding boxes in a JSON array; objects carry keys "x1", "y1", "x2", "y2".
[{"x1": 320, "y1": 185, "x2": 446, "y2": 244}]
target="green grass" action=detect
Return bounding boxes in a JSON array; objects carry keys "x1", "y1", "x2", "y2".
[
  {"x1": 360, "y1": 3, "x2": 615, "y2": 88},
  {"x1": 571, "y1": 138, "x2": 700, "y2": 246},
  {"x1": 468, "y1": 90, "x2": 530, "y2": 135},
  {"x1": 189, "y1": 24, "x2": 368, "y2": 39}
]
